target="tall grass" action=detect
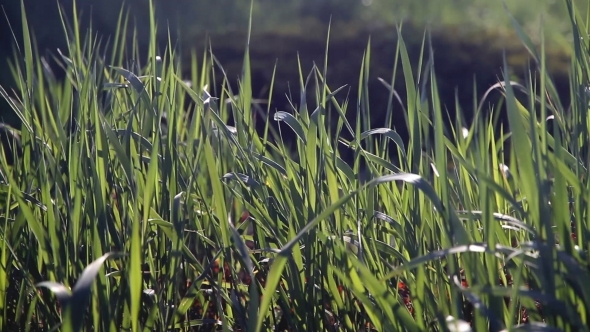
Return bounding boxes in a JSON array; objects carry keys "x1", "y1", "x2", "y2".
[{"x1": 1, "y1": 0, "x2": 589, "y2": 331}]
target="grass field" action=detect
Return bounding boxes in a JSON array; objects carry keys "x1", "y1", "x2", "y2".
[{"x1": 1, "y1": 0, "x2": 590, "y2": 331}]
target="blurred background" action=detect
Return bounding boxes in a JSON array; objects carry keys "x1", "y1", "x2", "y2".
[{"x1": 0, "y1": 0, "x2": 587, "y2": 140}]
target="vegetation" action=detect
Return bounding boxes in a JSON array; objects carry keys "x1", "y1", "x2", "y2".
[
  {"x1": 70, "y1": 0, "x2": 588, "y2": 49},
  {"x1": 1, "y1": 0, "x2": 590, "y2": 331}
]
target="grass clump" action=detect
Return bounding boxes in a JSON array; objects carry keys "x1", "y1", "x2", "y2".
[{"x1": 1, "y1": 0, "x2": 590, "y2": 331}]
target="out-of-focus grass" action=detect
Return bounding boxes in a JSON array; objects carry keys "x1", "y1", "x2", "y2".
[
  {"x1": 154, "y1": 0, "x2": 590, "y2": 52},
  {"x1": 32, "y1": 0, "x2": 585, "y2": 55},
  {"x1": 1, "y1": 0, "x2": 590, "y2": 331}
]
